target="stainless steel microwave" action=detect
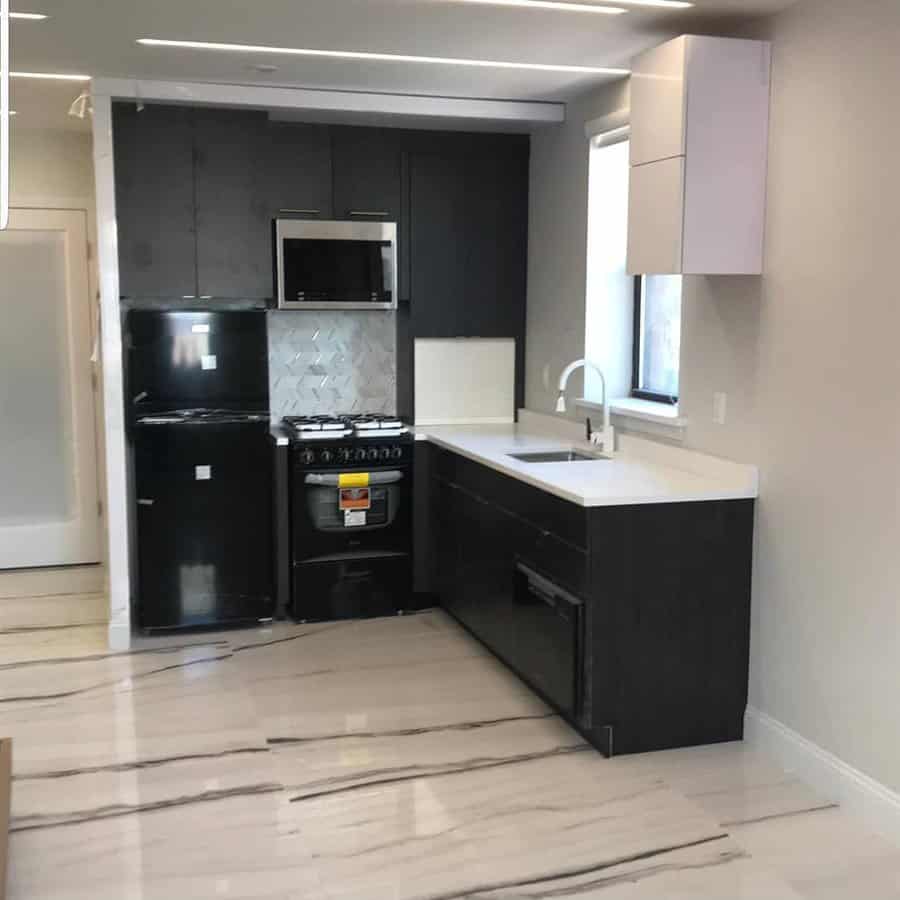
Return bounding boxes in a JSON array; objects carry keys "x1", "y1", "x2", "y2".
[{"x1": 275, "y1": 219, "x2": 397, "y2": 310}]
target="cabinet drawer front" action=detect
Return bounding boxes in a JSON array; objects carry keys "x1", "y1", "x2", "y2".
[
  {"x1": 519, "y1": 529, "x2": 589, "y2": 600},
  {"x1": 431, "y1": 446, "x2": 588, "y2": 549}
]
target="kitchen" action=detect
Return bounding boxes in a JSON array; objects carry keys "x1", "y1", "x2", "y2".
[{"x1": 2, "y1": 0, "x2": 900, "y2": 897}]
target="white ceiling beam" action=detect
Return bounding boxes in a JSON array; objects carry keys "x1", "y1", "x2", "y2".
[{"x1": 90, "y1": 77, "x2": 566, "y2": 127}]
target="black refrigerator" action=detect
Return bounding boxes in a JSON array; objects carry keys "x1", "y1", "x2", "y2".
[{"x1": 127, "y1": 310, "x2": 274, "y2": 630}]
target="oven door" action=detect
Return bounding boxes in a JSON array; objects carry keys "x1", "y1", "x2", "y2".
[
  {"x1": 291, "y1": 468, "x2": 412, "y2": 621},
  {"x1": 292, "y1": 469, "x2": 411, "y2": 562},
  {"x1": 276, "y1": 219, "x2": 397, "y2": 310}
]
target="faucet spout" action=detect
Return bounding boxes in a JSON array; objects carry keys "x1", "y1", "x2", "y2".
[{"x1": 555, "y1": 358, "x2": 615, "y2": 453}]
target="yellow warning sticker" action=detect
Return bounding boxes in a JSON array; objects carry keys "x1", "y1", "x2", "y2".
[{"x1": 338, "y1": 472, "x2": 370, "y2": 488}]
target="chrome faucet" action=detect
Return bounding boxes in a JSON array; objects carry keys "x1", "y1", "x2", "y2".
[{"x1": 555, "y1": 358, "x2": 615, "y2": 453}]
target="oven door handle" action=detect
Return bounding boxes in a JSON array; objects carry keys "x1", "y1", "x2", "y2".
[{"x1": 303, "y1": 470, "x2": 405, "y2": 486}]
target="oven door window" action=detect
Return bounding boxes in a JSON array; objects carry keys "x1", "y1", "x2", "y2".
[
  {"x1": 305, "y1": 481, "x2": 399, "y2": 532},
  {"x1": 282, "y1": 239, "x2": 393, "y2": 303}
]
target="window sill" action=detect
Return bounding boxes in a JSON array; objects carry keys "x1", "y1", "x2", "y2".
[{"x1": 575, "y1": 396, "x2": 688, "y2": 429}]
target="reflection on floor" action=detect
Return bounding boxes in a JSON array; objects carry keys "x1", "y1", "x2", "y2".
[{"x1": 2, "y1": 611, "x2": 899, "y2": 898}]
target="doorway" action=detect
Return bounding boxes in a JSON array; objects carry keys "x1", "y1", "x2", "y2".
[{"x1": 0, "y1": 207, "x2": 101, "y2": 570}]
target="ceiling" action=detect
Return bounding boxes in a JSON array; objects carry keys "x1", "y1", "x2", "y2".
[{"x1": 9, "y1": 0, "x2": 793, "y2": 124}]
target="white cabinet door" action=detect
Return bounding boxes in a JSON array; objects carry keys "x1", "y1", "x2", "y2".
[
  {"x1": 629, "y1": 36, "x2": 688, "y2": 168},
  {"x1": 627, "y1": 158, "x2": 685, "y2": 276},
  {"x1": 0, "y1": 208, "x2": 101, "y2": 568}
]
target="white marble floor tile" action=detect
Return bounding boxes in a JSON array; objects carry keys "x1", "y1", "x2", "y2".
[
  {"x1": 289, "y1": 753, "x2": 730, "y2": 900},
  {"x1": 606, "y1": 742, "x2": 837, "y2": 827},
  {"x1": 270, "y1": 712, "x2": 585, "y2": 800},
  {"x1": 3, "y1": 612, "x2": 896, "y2": 900},
  {"x1": 0, "y1": 624, "x2": 110, "y2": 663},
  {"x1": 462, "y1": 837, "x2": 805, "y2": 899},
  {"x1": 730, "y1": 806, "x2": 900, "y2": 900},
  {"x1": 8, "y1": 790, "x2": 324, "y2": 900},
  {"x1": 0, "y1": 642, "x2": 264, "y2": 777}
]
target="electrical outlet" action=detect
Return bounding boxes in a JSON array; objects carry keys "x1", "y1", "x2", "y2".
[{"x1": 713, "y1": 392, "x2": 727, "y2": 425}]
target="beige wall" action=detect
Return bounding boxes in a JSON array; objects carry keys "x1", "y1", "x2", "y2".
[
  {"x1": 526, "y1": 0, "x2": 900, "y2": 792},
  {"x1": 711, "y1": 0, "x2": 900, "y2": 793},
  {"x1": 10, "y1": 127, "x2": 96, "y2": 208}
]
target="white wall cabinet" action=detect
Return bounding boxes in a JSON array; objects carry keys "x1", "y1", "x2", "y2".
[{"x1": 627, "y1": 35, "x2": 771, "y2": 276}]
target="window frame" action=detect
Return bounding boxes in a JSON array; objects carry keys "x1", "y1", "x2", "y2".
[{"x1": 631, "y1": 275, "x2": 679, "y2": 406}]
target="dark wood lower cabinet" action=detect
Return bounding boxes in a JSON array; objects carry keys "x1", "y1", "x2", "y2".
[{"x1": 426, "y1": 444, "x2": 755, "y2": 757}]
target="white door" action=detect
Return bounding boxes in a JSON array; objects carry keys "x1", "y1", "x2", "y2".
[{"x1": 0, "y1": 208, "x2": 101, "y2": 568}]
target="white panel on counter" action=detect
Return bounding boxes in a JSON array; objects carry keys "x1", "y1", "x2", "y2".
[{"x1": 414, "y1": 338, "x2": 515, "y2": 426}]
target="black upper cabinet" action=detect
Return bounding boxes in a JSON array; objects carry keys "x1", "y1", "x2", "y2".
[
  {"x1": 409, "y1": 147, "x2": 529, "y2": 338},
  {"x1": 113, "y1": 104, "x2": 197, "y2": 299},
  {"x1": 267, "y1": 123, "x2": 333, "y2": 220},
  {"x1": 331, "y1": 127, "x2": 403, "y2": 221},
  {"x1": 194, "y1": 109, "x2": 272, "y2": 301}
]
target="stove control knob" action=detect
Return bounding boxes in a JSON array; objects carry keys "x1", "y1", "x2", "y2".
[
  {"x1": 300, "y1": 448, "x2": 316, "y2": 466},
  {"x1": 354, "y1": 447, "x2": 368, "y2": 463},
  {"x1": 366, "y1": 448, "x2": 380, "y2": 462},
  {"x1": 337, "y1": 447, "x2": 352, "y2": 464},
  {"x1": 319, "y1": 449, "x2": 333, "y2": 464},
  {"x1": 379, "y1": 447, "x2": 392, "y2": 461},
  {"x1": 390, "y1": 446, "x2": 404, "y2": 460}
]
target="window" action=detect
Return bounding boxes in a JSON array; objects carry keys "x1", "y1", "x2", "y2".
[
  {"x1": 632, "y1": 274, "x2": 682, "y2": 404},
  {"x1": 585, "y1": 131, "x2": 682, "y2": 409},
  {"x1": 583, "y1": 137, "x2": 631, "y2": 404}
]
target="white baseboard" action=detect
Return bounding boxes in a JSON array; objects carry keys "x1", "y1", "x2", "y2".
[
  {"x1": 745, "y1": 705, "x2": 900, "y2": 845},
  {"x1": 107, "y1": 621, "x2": 131, "y2": 652}
]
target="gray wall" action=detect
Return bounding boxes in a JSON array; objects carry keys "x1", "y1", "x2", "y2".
[
  {"x1": 526, "y1": 0, "x2": 900, "y2": 793},
  {"x1": 525, "y1": 80, "x2": 629, "y2": 416},
  {"x1": 268, "y1": 311, "x2": 396, "y2": 420}
]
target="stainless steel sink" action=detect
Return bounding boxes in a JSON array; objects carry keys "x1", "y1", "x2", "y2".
[{"x1": 507, "y1": 450, "x2": 607, "y2": 463}]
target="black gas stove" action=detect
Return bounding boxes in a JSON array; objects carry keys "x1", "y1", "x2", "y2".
[
  {"x1": 284, "y1": 412, "x2": 413, "y2": 624},
  {"x1": 282, "y1": 413, "x2": 413, "y2": 470}
]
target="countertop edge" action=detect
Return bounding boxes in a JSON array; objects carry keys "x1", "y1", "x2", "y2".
[{"x1": 416, "y1": 429, "x2": 758, "y2": 508}]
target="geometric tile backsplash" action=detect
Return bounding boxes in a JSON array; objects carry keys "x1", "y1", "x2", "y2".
[{"x1": 267, "y1": 310, "x2": 397, "y2": 420}]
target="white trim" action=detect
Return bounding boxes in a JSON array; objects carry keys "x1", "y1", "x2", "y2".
[
  {"x1": 107, "y1": 621, "x2": 131, "y2": 652},
  {"x1": 414, "y1": 417, "x2": 514, "y2": 427},
  {"x1": 8, "y1": 194, "x2": 94, "y2": 211},
  {"x1": 575, "y1": 396, "x2": 687, "y2": 429},
  {"x1": 1, "y1": 0, "x2": 9, "y2": 231},
  {"x1": 585, "y1": 107, "x2": 629, "y2": 140},
  {"x1": 590, "y1": 125, "x2": 630, "y2": 149},
  {"x1": 90, "y1": 77, "x2": 565, "y2": 126},
  {"x1": 91, "y1": 94, "x2": 132, "y2": 651},
  {"x1": 609, "y1": 397, "x2": 686, "y2": 426},
  {"x1": 745, "y1": 706, "x2": 900, "y2": 845}
]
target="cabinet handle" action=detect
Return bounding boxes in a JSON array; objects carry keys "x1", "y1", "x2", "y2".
[
  {"x1": 181, "y1": 295, "x2": 196, "y2": 300},
  {"x1": 280, "y1": 208, "x2": 321, "y2": 215},
  {"x1": 348, "y1": 210, "x2": 389, "y2": 217},
  {"x1": 199, "y1": 295, "x2": 213, "y2": 300},
  {"x1": 137, "y1": 498, "x2": 155, "y2": 506}
]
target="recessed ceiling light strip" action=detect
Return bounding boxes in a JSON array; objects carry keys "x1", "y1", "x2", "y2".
[
  {"x1": 458, "y1": 0, "x2": 626, "y2": 14},
  {"x1": 11, "y1": 70, "x2": 91, "y2": 80},
  {"x1": 10, "y1": 11, "x2": 48, "y2": 19},
  {"x1": 137, "y1": 38, "x2": 630, "y2": 76},
  {"x1": 461, "y1": 0, "x2": 692, "y2": 7}
]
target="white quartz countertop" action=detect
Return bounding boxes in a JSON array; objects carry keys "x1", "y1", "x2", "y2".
[{"x1": 415, "y1": 421, "x2": 758, "y2": 508}]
